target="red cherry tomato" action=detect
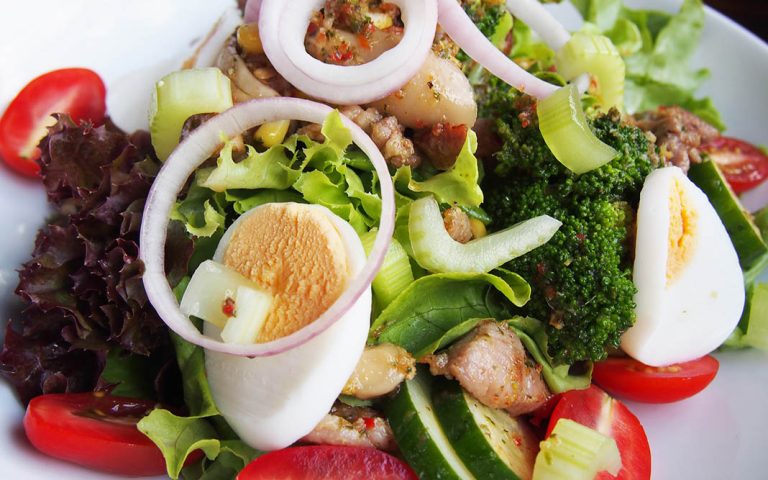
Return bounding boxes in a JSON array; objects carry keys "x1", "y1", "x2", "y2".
[
  {"x1": 237, "y1": 446, "x2": 418, "y2": 480},
  {"x1": 592, "y1": 355, "x2": 719, "y2": 404},
  {"x1": 547, "y1": 385, "x2": 651, "y2": 480},
  {"x1": 24, "y1": 392, "x2": 170, "y2": 476},
  {"x1": 701, "y1": 136, "x2": 768, "y2": 193},
  {"x1": 0, "y1": 68, "x2": 106, "y2": 177}
]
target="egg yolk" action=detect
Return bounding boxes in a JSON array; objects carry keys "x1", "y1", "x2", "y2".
[
  {"x1": 222, "y1": 203, "x2": 350, "y2": 342},
  {"x1": 666, "y1": 178, "x2": 698, "y2": 283}
]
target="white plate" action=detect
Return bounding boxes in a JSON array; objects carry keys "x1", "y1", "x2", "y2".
[{"x1": 0, "y1": 0, "x2": 766, "y2": 478}]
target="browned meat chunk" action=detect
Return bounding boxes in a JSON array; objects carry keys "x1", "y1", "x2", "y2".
[
  {"x1": 632, "y1": 105, "x2": 719, "y2": 172},
  {"x1": 297, "y1": 105, "x2": 422, "y2": 168},
  {"x1": 442, "y1": 206, "x2": 473, "y2": 244},
  {"x1": 422, "y1": 320, "x2": 551, "y2": 417},
  {"x1": 301, "y1": 403, "x2": 396, "y2": 452},
  {"x1": 413, "y1": 123, "x2": 468, "y2": 170}
]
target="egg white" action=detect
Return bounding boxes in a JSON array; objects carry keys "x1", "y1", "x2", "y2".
[
  {"x1": 622, "y1": 167, "x2": 745, "y2": 366},
  {"x1": 204, "y1": 204, "x2": 370, "y2": 450}
]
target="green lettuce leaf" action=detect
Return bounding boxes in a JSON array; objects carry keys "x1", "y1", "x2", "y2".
[
  {"x1": 572, "y1": 0, "x2": 724, "y2": 128},
  {"x1": 138, "y1": 319, "x2": 260, "y2": 479},
  {"x1": 368, "y1": 269, "x2": 531, "y2": 356},
  {"x1": 201, "y1": 141, "x2": 300, "y2": 192},
  {"x1": 396, "y1": 130, "x2": 483, "y2": 208}
]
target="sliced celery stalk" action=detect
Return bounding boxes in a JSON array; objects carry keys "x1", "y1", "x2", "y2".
[
  {"x1": 409, "y1": 196, "x2": 561, "y2": 274},
  {"x1": 180, "y1": 260, "x2": 262, "y2": 329},
  {"x1": 537, "y1": 84, "x2": 618, "y2": 174},
  {"x1": 533, "y1": 418, "x2": 622, "y2": 480},
  {"x1": 360, "y1": 229, "x2": 414, "y2": 306},
  {"x1": 555, "y1": 32, "x2": 626, "y2": 111},
  {"x1": 150, "y1": 67, "x2": 233, "y2": 160},
  {"x1": 220, "y1": 286, "x2": 273, "y2": 344}
]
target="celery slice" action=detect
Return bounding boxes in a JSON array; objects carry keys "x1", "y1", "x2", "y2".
[
  {"x1": 361, "y1": 229, "x2": 414, "y2": 306},
  {"x1": 533, "y1": 418, "x2": 622, "y2": 480},
  {"x1": 220, "y1": 286, "x2": 273, "y2": 344},
  {"x1": 409, "y1": 196, "x2": 561, "y2": 274},
  {"x1": 555, "y1": 32, "x2": 626, "y2": 111},
  {"x1": 180, "y1": 260, "x2": 263, "y2": 329},
  {"x1": 537, "y1": 84, "x2": 618, "y2": 174},
  {"x1": 150, "y1": 68, "x2": 233, "y2": 160}
]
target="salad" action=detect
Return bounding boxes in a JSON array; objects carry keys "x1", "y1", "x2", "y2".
[{"x1": 1, "y1": 0, "x2": 768, "y2": 479}]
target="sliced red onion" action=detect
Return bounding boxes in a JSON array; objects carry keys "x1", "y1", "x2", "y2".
[
  {"x1": 190, "y1": 5, "x2": 243, "y2": 69},
  {"x1": 258, "y1": 0, "x2": 437, "y2": 105},
  {"x1": 139, "y1": 97, "x2": 395, "y2": 356},
  {"x1": 437, "y1": 0, "x2": 587, "y2": 98},
  {"x1": 243, "y1": 0, "x2": 262, "y2": 23}
]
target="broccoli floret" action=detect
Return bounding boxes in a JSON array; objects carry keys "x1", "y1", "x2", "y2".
[{"x1": 483, "y1": 95, "x2": 655, "y2": 364}]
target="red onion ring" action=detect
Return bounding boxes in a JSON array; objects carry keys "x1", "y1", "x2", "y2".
[
  {"x1": 258, "y1": 0, "x2": 437, "y2": 105},
  {"x1": 139, "y1": 97, "x2": 395, "y2": 357},
  {"x1": 437, "y1": 0, "x2": 587, "y2": 98},
  {"x1": 243, "y1": 0, "x2": 261, "y2": 23}
]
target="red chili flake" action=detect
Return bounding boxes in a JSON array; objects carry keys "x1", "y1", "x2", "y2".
[
  {"x1": 362, "y1": 417, "x2": 376, "y2": 430},
  {"x1": 222, "y1": 297, "x2": 236, "y2": 317},
  {"x1": 536, "y1": 262, "x2": 547, "y2": 276},
  {"x1": 575, "y1": 232, "x2": 586, "y2": 243},
  {"x1": 357, "y1": 32, "x2": 371, "y2": 50}
]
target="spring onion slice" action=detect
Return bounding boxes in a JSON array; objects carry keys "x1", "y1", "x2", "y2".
[
  {"x1": 149, "y1": 68, "x2": 233, "y2": 160},
  {"x1": 555, "y1": 32, "x2": 626, "y2": 111},
  {"x1": 361, "y1": 229, "x2": 414, "y2": 307},
  {"x1": 532, "y1": 419, "x2": 622, "y2": 480},
  {"x1": 409, "y1": 196, "x2": 561, "y2": 274},
  {"x1": 537, "y1": 84, "x2": 618, "y2": 174}
]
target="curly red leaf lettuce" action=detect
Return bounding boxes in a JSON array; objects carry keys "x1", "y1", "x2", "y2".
[{"x1": 0, "y1": 116, "x2": 192, "y2": 404}]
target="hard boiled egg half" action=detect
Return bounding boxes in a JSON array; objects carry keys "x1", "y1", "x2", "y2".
[
  {"x1": 622, "y1": 167, "x2": 744, "y2": 366},
  {"x1": 180, "y1": 202, "x2": 370, "y2": 450}
]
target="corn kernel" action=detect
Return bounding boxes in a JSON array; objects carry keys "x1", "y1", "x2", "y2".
[
  {"x1": 255, "y1": 120, "x2": 291, "y2": 148},
  {"x1": 469, "y1": 218, "x2": 487, "y2": 239},
  {"x1": 237, "y1": 23, "x2": 264, "y2": 55}
]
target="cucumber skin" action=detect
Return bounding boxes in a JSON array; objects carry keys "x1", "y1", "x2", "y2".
[
  {"x1": 688, "y1": 160, "x2": 768, "y2": 274},
  {"x1": 432, "y1": 380, "x2": 525, "y2": 480},
  {"x1": 385, "y1": 374, "x2": 467, "y2": 480}
]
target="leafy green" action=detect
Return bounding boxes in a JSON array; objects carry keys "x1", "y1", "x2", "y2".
[
  {"x1": 138, "y1": 320, "x2": 259, "y2": 479},
  {"x1": 172, "y1": 110, "x2": 382, "y2": 238},
  {"x1": 508, "y1": 317, "x2": 592, "y2": 393},
  {"x1": 572, "y1": 0, "x2": 724, "y2": 128},
  {"x1": 396, "y1": 130, "x2": 483, "y2": 208},
  {"x1": 100, "y1": 350, "x2": 157, "y2": 399},
  {"x1": 369, "y1": 270, "x2": 531, "y2": 356},
  {"x1": 201, "y1": 141, "x2": 300, "y2": 192},
  {"x1": 725, "y1": 283, "x2": 768, "y2": 351}
]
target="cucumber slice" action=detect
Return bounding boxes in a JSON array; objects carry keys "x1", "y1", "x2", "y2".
[
  {"x1": 432, "y1": 379, "x2": 539, "y2": 480},
  {"x1": 149, "y1": 67, "x2": 233, "y2": 160},
  {"x1": 385, "y1": 369, "x2": 476, "y2": 480},
  {"x1": 688, "y1": 160, "x2": 768, "y2": 283}
]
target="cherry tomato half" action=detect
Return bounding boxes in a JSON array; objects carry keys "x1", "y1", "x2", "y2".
[
  {"x1": 701, "y1": 136, "x2": 768, "y2": 194},
  {"x1": 592, "y1": 355, "x2": 719, "y2": 404},
  {"x1": 547, "y1": 385, "x2": 651, "y2": 480},
  {"x1": 24, "y1": 392, "x2": 169, "y2": 476},
  {"x1": 237, "y1": 446, "x2": 418, "y2": 480},
  {"x1": 0, "y1": 68, "x2": 106, "y2": 177}
]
